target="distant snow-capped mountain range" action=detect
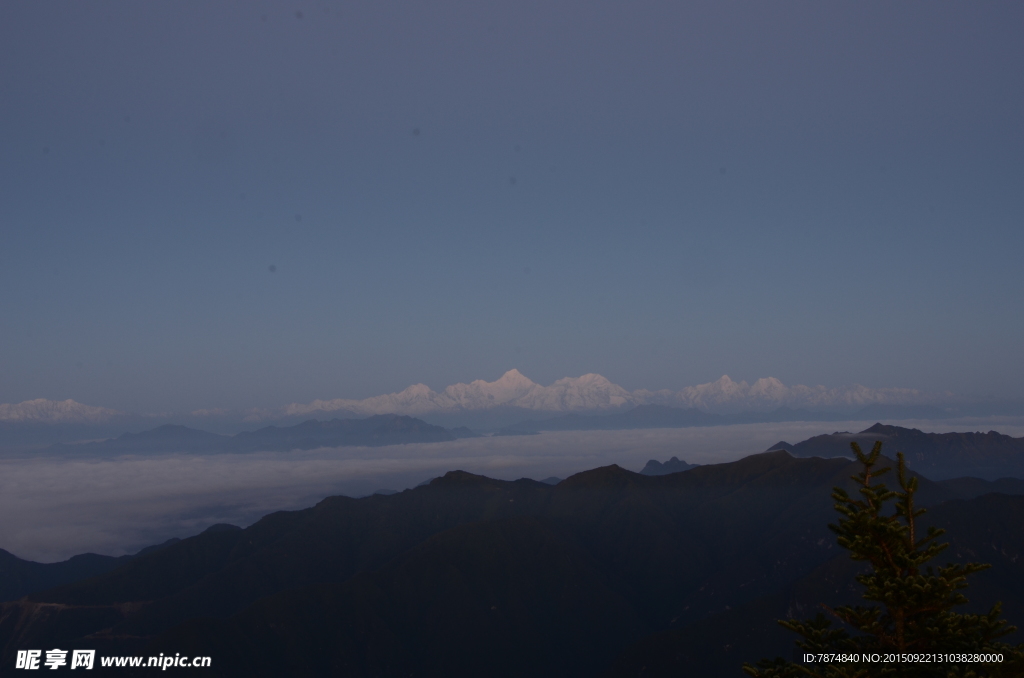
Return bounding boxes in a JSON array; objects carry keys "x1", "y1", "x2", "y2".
[
  {"x1": 1, "y1": 371, "x2": 947, "y2": 425},
  {"x1": 282, "y1": 370, "x2": 937, "y2": 420}
]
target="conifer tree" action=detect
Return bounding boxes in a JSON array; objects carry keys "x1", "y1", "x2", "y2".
[{"x1": 743, "y1": 441, "x2": 1024, "y2": 677}]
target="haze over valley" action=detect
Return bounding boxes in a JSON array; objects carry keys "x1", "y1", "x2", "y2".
[{"x1": 4, "y1": 417, "x2": 1024, "y2": 563}]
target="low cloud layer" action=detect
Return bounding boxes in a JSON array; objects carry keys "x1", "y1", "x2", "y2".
[{"x1": 3, "y1": 418, "x2": 1022, "y2": 563}]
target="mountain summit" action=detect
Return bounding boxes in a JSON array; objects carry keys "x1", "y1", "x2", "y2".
[
  {"x1": 282, "y1": 370, "x2": 637, "y2": 418},
  {"x1": 280, "y1": 371, "x2": 940, "y2": 419}
]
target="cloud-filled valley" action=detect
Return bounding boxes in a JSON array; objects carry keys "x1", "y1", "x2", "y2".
[{"x1": 4, "y1": 417, "x2": 1023, "y2": 563}]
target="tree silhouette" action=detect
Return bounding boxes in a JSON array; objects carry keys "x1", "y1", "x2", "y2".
[{"x1": 743, "y1": 441, "x2": 1024, "y2": 677}]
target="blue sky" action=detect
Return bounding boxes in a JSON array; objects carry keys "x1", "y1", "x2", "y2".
[{"x1": 2, "y1": 1, "x2": 1022, "y2": 412}]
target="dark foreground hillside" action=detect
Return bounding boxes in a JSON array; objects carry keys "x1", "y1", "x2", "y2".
[{"x1": 2, "y1": 451, "x2": 1022, "y2": 677}]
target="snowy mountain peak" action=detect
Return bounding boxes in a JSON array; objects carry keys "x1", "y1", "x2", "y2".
[
  {"x1": 516, "y1": 373, "x2": 632, "y2": 411},
  {"x1": 272, "y1": 371, "x2": 944, "y2": 420},
  {"x1": 493, "y1": 368, "x2": 528, "y2": 385},
  {"x1": 442, "y1": 370, "x2": 540, "y2": 408},
  {"x1": 3, "y1": 374, "x2": 948, "y2": 426}
]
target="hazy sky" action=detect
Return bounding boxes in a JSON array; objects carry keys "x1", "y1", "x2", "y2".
[{"x1": 2, "y1": 1, "x2": 1022, "y2": 413}]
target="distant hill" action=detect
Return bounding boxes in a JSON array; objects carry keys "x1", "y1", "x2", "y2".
[
  {"x1": 768, "y1": 423, "x2": 1024, "y2": 480},
  {"x1": 0, "y1": 550, "x2": 131, "y2": 603},
  {"x1": 110, "y1": 424, "x2": 228, "y2": 451},
  {"x1": 5, "y1": 450, "x2": 1023, "y2": 676},
  {"x1": 40, "y1": 415, "x2": 458, "y2": 455},
  {"x1": 640, "y1": 456, "x2": 699, "y2": 475},
  {"x1": 937, "y1": 476, "x2": 1024, "y2": 498},
  {"x1": 4, "y1": 403, "x2": 974, "y2": 455},
  {"x1": 49, "y1": 424, "x2": 229, "y2": 455},
  {"x1": 0, "y1": 421, "x2": 144, "y2": 453}
]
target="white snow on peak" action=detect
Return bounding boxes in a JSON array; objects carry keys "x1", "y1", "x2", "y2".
[
  {"x1": 3, "y1": 373, "x2": 943, "y2": 424},
  {"x1": 0, "y1": 398, "x2": 124, "y2": 424},
  {"x1": 282, "y1": 382, "x2": 453, "y2": 417},
  {"x1": 282, "y1": 370, "x2": 634, "y2": 417},
  {"x1": 442, "y1": 369, "x2": 541, "y2": 408},
  {"x1": 282, "y1": 370, "x2": 938, "y2": 418},
  {"x1": 512, "y1": 373, "x2": 632, "y2": 411}
]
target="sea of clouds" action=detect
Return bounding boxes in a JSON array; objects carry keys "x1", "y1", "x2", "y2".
[{"x1": 3, "y1": 417, "x2": 1023, "y2": 563}]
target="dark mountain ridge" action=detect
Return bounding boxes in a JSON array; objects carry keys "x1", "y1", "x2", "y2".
[
  {"x1": 770, "y1": 422, "x2": 1024, "y2": 480},
  {"x1": 4, "y1": 448, "x2": 1022, "y2": 676},
  {"x1": 0, "y1": 537, "x2": 183, "y2": 604}
]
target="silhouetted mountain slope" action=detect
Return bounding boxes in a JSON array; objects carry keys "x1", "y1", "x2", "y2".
[
  {"x1": 132, "y1": 455, "x2": 851, "y2": 676},
  {"x1": 605, "y1": 493, "x2": 1024, "y2": 677},
  {"x1": 772, "y1": 423, "x2": 1024, "y2": 480},
  {"x1": 924, "y1": 493, "x2": 1024, "y2": 624},
  {"x1": 602, "y1": 592, "x2": 795, "y2": 678},
  {"x1": 0, "y1": 537, "x2": 183, "y2": 603},
  {"x1": 1, "y1": 450, "x2": 1019, "y2": 677},
  {"x1": 938, "y1": 476, "x2": 1024, "y2": 498},
  {"x1": 38, "y1": 524, "x2": 245, "y2": 606},
  {"x1": 0, "y1": 551, "x2": 130, "y2": 603},
  {"x1": 3, "y1": 474, "x2": 554, "y2": 659},
  {"x1": 151, "y1": 517, "x2": 646, "y2": 678}
]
